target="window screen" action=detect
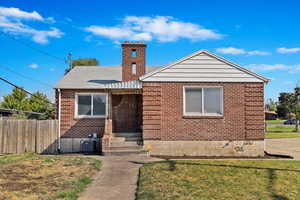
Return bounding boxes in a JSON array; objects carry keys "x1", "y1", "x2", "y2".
[
  {"x1": 93, "y1": 94, "x2": 106, "y2": 115},
  {"x1": 184, "y1": 87, "x2": 223, "y2": 115},
  {"x1": 204, "y1": 88, "x2": 222, "y2": 114},
  {"x1": 78, "y1": 95, "x2": 91, "y2": 115},
  {"x1": 77, "y1": 94, "x2": 107, "y2": 117},
  {"x1": 185, "y1": 88, "x2": 202, "y2": 114}
]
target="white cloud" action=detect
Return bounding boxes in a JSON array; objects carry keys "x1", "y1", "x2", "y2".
[
  {"x1": 29, "y1": 63, "x2": 39, "y2": 69},
  {"x1": 216, "y1": 47, "x2": 270, "y2": 56},
  {"x1": 277, "y1": 47, "x2": 300, "y2": 54},
  {"x1": 0, "y1": 7, "x2": 43, "y2": 21},
  {"x1": 85, "y1": 16, "x2": 222, "y2": 42},
  {"x1": 216, "y1": 47, "x2": 246, "y2": 55},
  {"x1": 247, "y1": 50, "x2": 270, "y2": 56},
  {"x1": 247, "y1": 64, "x2": 289, "y2": 71},
  {"x1": 0, "y1": 7, "x2": 63, "y2": 44},
  {"x1": 246, "y1": 64, "x2": 300, "y2": 73}
]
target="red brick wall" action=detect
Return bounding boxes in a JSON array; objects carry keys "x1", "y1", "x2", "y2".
[
  {"x1": 59, "y1": 89, "x2": 106, "y2": 138},
  {"x1": 122, "y1": 43, "x2": 146, "y2": 81},
  {"x1": 58, "y1": 89, "x2": 143, "y2": 138},
  {"x1": 142, "y1": 82, "x2": 265, "y2": 141}
]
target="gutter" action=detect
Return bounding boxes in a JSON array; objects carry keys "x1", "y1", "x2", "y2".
[{"x1": 58, "y1": 89, "x2": 61, "y2": 153}]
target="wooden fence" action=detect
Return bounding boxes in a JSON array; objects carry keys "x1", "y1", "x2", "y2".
[{"x1": 0, "y1": 120, "x2": 59, "y2": 154}]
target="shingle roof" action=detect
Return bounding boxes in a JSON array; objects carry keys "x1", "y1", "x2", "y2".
[{"x1": 53, "y1": 66, "x2": 160, "y2": 89}]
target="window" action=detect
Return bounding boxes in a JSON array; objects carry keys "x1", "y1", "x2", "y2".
[
  {"x1": 131, "y1": 49, "x2": 137, "y2": 57},
  {"x1": 184, "y1": 87, "x2": 223, "y2": 116},
  {"x1": 132, "y1": 63, "x2": 136, "y2": 75},
  {"x1": 75, "y1": 93, "x2": 107, "y2": 118}
]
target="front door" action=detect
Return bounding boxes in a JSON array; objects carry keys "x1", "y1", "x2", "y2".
[{"x1": 112, "y1": 94, "x2": 142, "y2": 132}]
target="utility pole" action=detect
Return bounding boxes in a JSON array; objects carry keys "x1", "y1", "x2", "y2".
[
  {"x1": 64, "y1": 52, "x2": 73, "y2": 74},
  {"x1": 67, "y1": 52, "x2": 73, "y2": 70}
]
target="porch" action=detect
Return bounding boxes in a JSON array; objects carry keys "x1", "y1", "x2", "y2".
[{"x1": 102, "y1": 88, "x2": 146, "y2": 155}]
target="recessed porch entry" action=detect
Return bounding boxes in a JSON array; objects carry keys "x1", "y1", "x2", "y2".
[
  {"x1": 103, "y1": 91, "x2": 144, "y2": 155},
  {"x1": 111, "y1": 93, "x2": 142, "y2": 133}
]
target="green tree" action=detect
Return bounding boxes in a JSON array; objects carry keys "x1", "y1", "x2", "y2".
[
  {"x1": 265, "y1": 98, "x2": 277, "y2": 111},
  {"x1": 65, "y1": 58, "x2": 99, "y2": 74},
  {"x1": 1, "y1": 88, "x2": 54, "y2": 119},
  {"x1": 29, "y1": 92, "x2": 55, "y2": 119},
  {"x1": 1, "y1": 88, "x2": 30, "y2": 111},
  {"x1": 276, "y1": 88, "x2": 300, "y2": 132},
  {"x1": 276, "y1": 92, "x2": 294, "y2": 119}
]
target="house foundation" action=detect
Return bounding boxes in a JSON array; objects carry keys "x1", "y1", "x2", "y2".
[{"x1": 144, "y1": 140, "x2": 265, "y2": 157}]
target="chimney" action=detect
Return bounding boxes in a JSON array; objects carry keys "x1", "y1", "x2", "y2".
[{"x1": 122, "y1": 41, "x2": 146, "y2": 82}]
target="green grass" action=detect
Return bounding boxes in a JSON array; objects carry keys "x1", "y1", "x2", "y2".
[
  {"x1": 266, "y1": 125, "x2": 300, "y2": 139},
  {"x1": 266, "y1": 133, "x2": 300, "y2": 139},
  {"x1": 266, "y1": 120, "x2": 285, "y2": 125},
  {"x1": 136, "y1": 160, "x2": 300, "y2": 200},
  {"x1": 0, "y1": 153, "x2": 101, "y2": 200}
]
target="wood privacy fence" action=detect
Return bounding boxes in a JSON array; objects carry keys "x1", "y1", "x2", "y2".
[{"x1": 0, "y1": 120, "x2": 59, "y2": 154}]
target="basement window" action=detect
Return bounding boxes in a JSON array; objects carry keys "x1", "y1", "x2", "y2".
[
  {"x1": 131, "y1": 49, "x2": 137, "y2": 57},
  {"x1": 75, "y1": 93, "x2": 108, "y2": 118},
  {"x1": 132, "y1": 63, "x2": 136, "y2": 75},
  {"x1": 183, "y1": 87, "x2": 223, "y2": 116}
]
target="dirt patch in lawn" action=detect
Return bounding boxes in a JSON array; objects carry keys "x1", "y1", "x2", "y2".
[{"x1": 0, "y1": 153, "x2": 101, "y2": 200}]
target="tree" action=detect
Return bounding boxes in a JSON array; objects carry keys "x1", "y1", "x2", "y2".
[
  {"x1": 276, "y1": 92, "x2": 294, "y2": 119},
  {"x1": 29, "y1": 92, "x2": 55, "y2": 119},
  {"x1": 276, "y1": 88, "x2": 300, "y2": 132},
  {"x1": 65, "y1": 58, "x2": 99, "y2": 74},
  {"x1": 1, "y1": 88, "x2": 30, "y2": 111},
  {"x1": 265, "y1": 98, "x2": 277, "y2": 111},
  {"x1": 290, "y1": 87, "x2": 300, "y2": 132},
  {"x1": 1, "y1": 88, "x2": 54, "y2": 119},
  {"x1": 72, "y1": 58, "x2": 99, "y2": 66},
  {"x1": 276, "y1": 104, "x2": 289, "y2": 119}
]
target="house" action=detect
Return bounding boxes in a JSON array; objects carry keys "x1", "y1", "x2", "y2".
[
  {"x1": 265, "y1": 111, "x2": 277, "y2": 120},
  {"x1": 0, "y1": 108, "x2": 43, "y2": 119},
  {"x1": 54, "y1": 42, "x2": 269, "y2": 156}
]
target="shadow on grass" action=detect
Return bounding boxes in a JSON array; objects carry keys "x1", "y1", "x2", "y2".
[{"x1": 164, "y1": 161, "x2": 295, "y2": 200}]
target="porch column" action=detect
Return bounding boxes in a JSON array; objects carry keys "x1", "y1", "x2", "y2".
[{"x1": 102, "y1": 91, "x2": 113, "y2": 151}]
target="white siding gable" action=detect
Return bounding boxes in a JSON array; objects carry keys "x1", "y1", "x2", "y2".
[{"x1": 140, "y1": 50, "x2": 269, "y2": 83}]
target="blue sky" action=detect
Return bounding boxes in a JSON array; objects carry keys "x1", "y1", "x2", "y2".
[{"x1": 0, "y1": 0, "x2": 300, "y2": 102}]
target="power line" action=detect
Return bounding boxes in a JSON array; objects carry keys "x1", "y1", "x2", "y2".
[
  {"x1": 0, "y1": 77, "x2": 55, "y2": 105},
  {"x1": 0, "y1": 31, "x2": 66, "y2": 62},
  {"x1": 0, "y1": 64, "x2": 53, "y2": 88}
]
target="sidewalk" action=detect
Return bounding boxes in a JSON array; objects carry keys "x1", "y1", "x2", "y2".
[{"x1": 79, "y1": 155, "x2": 162, "y2": 200}]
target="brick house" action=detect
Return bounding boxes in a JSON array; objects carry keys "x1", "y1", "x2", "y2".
[{"x1": 54, "y1": 42, "x2": 269, "y2": 156}]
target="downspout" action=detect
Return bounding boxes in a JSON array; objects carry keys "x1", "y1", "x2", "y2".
[{"x1": 58, "y1": 88, "x2": 61, "y2": 153}]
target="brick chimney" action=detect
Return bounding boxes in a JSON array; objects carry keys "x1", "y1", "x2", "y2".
[{"x1": 122, "y1": 41, "x2": 146, "y2": 82}]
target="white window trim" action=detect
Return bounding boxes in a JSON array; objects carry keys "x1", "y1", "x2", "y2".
[
  {"x1": 75, "y1": 93, "x2": 108, "y2": 119},
  {"x1": 183, "y1": 86, "x2": 224, "y2": 117}
]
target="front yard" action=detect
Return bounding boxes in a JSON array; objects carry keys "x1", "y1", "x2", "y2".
[
  {"x1": 265, "y1": 120, "x2": 300, "y2": 139},
  {"x1": 0, "y1": 153, "x2": 101, "y2": 200},
  {"x1": 137, "y1": 160, "x2": 300, "y2": 200}
]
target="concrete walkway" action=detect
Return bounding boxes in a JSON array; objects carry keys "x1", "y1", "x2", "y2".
[
  {"x1": 266, "y1": 138, "x2": 300, "y2": 160},
  {"x1": 79, "y1": 155, "x2": 162, "y2": 200}
]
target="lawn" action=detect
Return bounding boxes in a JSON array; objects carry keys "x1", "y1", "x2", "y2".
[
  {"x1": 0, "y1": 153, "x2": 101, "y2": 200},
  {"x1": 266, "y1": 120, "x2": 285, "y2": 125},
  {"x1": 266, "y1": 125, "x2": 300, "y2": 139},
  {"x1": 136, "y1": 160, "x2": 300, "y2": 200}
]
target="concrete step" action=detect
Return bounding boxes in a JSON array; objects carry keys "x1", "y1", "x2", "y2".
[
  {"x1": 102, "y1": 149, "x2": 148, "y2": 156},
  {"x1": 124, "y1": 137, "x2": 143, "y2": 142},
  {"x1": 112, "y1": 132, "x2": 142, "y2": 138},
  {"x1": 110, "y1": 140, "x2": 143, "y2": 147},
  {"x1": 109, "y1": 146, "x2": 143, "y2": 151}
]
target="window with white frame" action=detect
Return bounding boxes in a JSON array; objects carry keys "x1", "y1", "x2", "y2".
[
  {"x1": 75, "y1": 93, "x2": 107, "y2": 118},
  {"x1": 184, "y1": 87, "x2": 223, "y2": 116}
]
